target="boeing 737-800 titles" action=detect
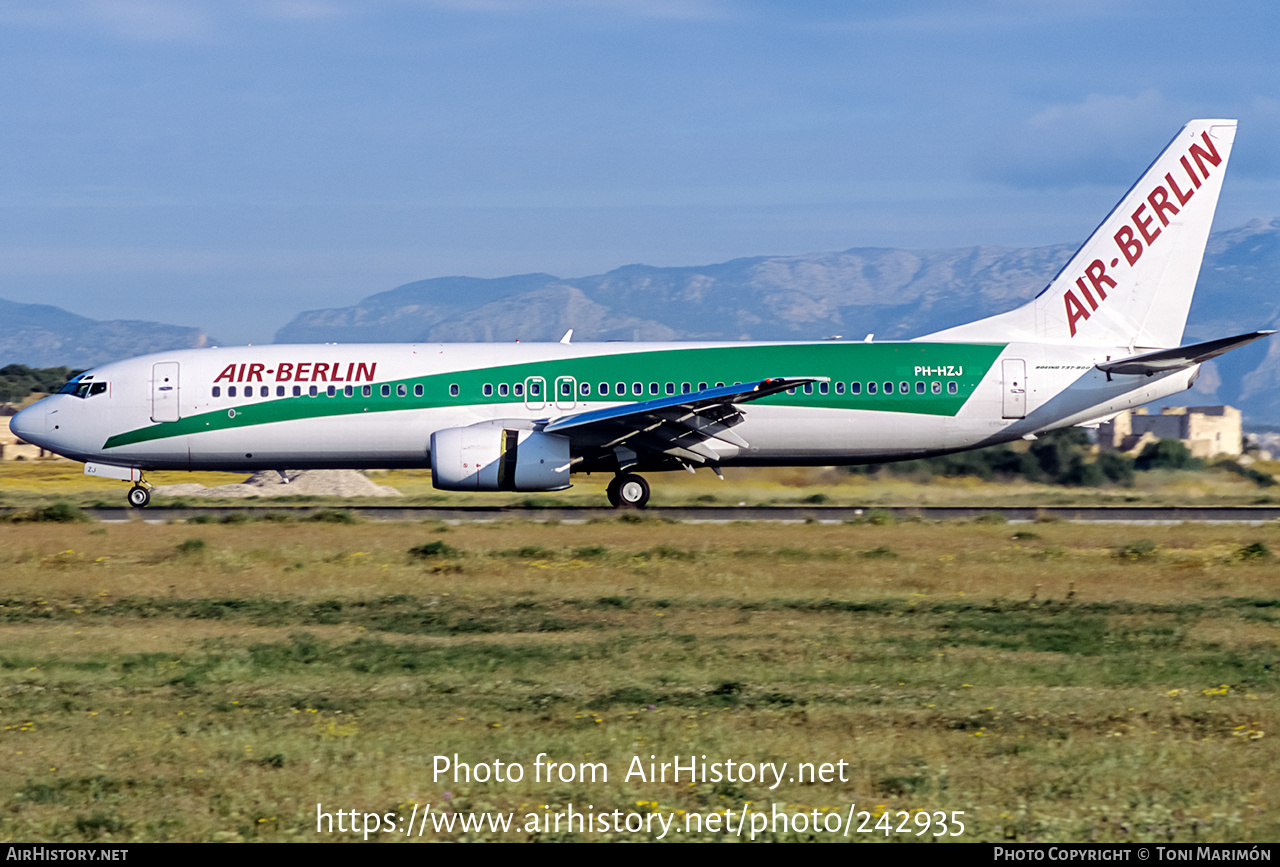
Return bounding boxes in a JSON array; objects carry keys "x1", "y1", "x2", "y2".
[{"x1": 10, "y1": 119, "x2": 1271, "y2": 508}]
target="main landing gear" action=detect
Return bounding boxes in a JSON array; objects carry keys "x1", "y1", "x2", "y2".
[
  {"x1": 127, "y1": 480, "x2": 152, "y2": 508},
  {"x1": 606, "y1": 473, "x2": 650, "y2": 509}
]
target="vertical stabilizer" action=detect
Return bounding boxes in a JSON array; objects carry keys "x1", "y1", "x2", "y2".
[{"x1": 923, "y1": 119, "x2": 1236, "y2": 348}]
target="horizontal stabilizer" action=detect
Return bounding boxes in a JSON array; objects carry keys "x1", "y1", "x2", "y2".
[{"x1": 1095, "y1": 331, "x2": 1274, "y2": 376}]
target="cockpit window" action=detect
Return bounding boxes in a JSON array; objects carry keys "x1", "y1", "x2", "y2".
[{"x1": 57, "y1": 378, "x2": 108, "y2": 399}]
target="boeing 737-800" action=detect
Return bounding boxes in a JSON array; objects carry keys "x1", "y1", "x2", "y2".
[{"x1": 10, "y1": 119, "x2": 1271, "y2": 508}]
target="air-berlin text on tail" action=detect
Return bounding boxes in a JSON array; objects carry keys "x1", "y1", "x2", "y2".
[
  {"x1": 1063, "y1": 130, "x2": 1223, "y2": 338},
  {"x1": 212, "y1": 362, "x2": 378, "y2": 384}
]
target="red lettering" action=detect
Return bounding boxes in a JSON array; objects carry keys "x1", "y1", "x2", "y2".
[
  {"x1": 344, "y1": 362, "x2": 355, "y2": 382},
  {"x1": 355, "y1": 362, "x2": 377, "y2": 382},
  {"x1": 1085, "y1": 260, "x2": 1115, "y2": 299},
  {"x1": 1075, "y1": 277, "x2": 1099, "y2": 311},
  {"x1": 213, "y1": 364, "x2": 237, "y2": 383},
  {"x1": 247, "y1": 363, "x2": 265, "y2": 382},
  {"x1": 1064, "y1": 289, "x2": 1091, "y2": 337},
  {"x1": 277, "y1": 362, "x2": 294, "y2": 382},
  {"x1": 1164, "y1": 172, "x2": 1193, "y2": 205},
  {"x1": 1147, "y1": 186, "x2": 1180, "y2": 226},
  {"x1": 296, "y1": 363, "x2": 312, "y2": 381},
  {"x1": 330, "y1": 361, "x2": 345, "y2": 382},
  {"x1": 1180, "y1": 155, "x2": 1203, "y2": 190},
  {"x1": 314, "y1": 363, "x2": 330, "y2": 382},
  {"x1": 236, "y1": 364, "x2": 246, "y2": 382},
  {"x1": 1132, "y1": 203, "x2": 1160, "y2": 246},
  {"x1": 1189, "y1": 131, "x2": 1222, "y2": 179},
  {"x1": 1114, "y1": 225, "x2": 1143, "y2": 266}
]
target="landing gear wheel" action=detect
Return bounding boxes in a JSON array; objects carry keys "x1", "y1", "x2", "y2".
[
  {"x1": 127, "y1": 485, "x2": 151, "y2": 508},
  {"x1": 608, "y1": 473, "x2": 650, "y2": 509}
]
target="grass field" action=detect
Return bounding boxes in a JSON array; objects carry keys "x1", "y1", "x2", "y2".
[
  {"x1": 1, "y1": 512, "x2": 1277, "y2": 842},
  {"x1": 2, "y1": 459, "x2": 1280, "y2": 510}
]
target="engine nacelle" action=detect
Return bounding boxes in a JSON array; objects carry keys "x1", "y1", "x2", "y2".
[{"x1": 430, "y1": 425, "x2": 571, "y2": 491}]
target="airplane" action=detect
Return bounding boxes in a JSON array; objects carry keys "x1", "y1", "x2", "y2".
[{"x1": 10, "y1": 119, "x2": 1272, "y2": 509}]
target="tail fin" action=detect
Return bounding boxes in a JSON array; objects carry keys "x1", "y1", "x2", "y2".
[{"x1": 924, "y1": 119, "x2": 1237, "y2": 348}]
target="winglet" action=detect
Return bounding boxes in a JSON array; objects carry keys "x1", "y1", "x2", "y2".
[{"x1": 560, "y1": 329, "x2": 573, "y2": 345}]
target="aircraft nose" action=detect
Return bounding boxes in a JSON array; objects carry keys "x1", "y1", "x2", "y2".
[{"x1": 9, "y1": 402, "x2": 47, "y2": 447}]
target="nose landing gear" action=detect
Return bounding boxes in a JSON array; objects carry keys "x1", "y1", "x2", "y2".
[{"x1": 606, "y1": 473, "x2": 650, "y2": 509}]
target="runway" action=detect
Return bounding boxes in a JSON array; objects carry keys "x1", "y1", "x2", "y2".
[{"x1": 36, "y1": 503, "x2": 1280, "y2": 523}]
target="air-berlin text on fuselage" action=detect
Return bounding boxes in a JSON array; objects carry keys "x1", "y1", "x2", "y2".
[
  {"x1": 1062, "y1": 130, "x2": 1223, "y2": 338},
  {"x1": 212, "y1": 362, "x2": 378, "y2": 384}
]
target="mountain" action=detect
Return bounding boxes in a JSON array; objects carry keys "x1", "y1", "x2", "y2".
[
  {"x1": 275, "y1": 243, "x2": 1081, "y2": 345},
  {"x1": 0, "y1": 298, "x2": 213, "y2": 368},
  {"x1": 275, "y1": 218, "x2": 1280, "y2": 421},
  {"x1": 6, "y1": 218, "x2": 1278, "y2": 420}
]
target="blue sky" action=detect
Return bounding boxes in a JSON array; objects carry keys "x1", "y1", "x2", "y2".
[{"x1": 1, "y1": 0, "x2": 1277, "y2": 345}]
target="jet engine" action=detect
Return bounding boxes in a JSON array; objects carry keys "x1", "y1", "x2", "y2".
[{"x1": 430, "y1": 424, "x2": 571, "y2": 491}]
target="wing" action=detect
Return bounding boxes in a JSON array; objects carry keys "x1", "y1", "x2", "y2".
[{"x1": 542, "y1": 376, "x2": 827, "y2": 471}]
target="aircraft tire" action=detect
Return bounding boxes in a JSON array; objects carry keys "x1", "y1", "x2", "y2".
[
  {"x1": 613, "y1": 474, "x2": 650, "y2": 509},
  {"x1": 127, "y1": 485, "x2": 150, "y2": 508}
]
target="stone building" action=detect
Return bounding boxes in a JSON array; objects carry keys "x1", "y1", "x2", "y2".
[{"x1": 1098, "y1": 406, "x2": 1243, "y2": 459}]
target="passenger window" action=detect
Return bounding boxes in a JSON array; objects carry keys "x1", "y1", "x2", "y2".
[
  {"x1": 834, "y1": 382, "x2": 844, "y2": 395},
  {"x1": 632, "y1": 383, "x2": 642, "y2": 396},
  {"x1": 530, "y1": 382, "x2": 541, "y2": 397},
  {"x1": 616, "y1": 382, "x2": 625, "y2": 395},
  {"x1": 514, "y1": 383, "x2": 524, "y2": 397},
  {"x1": 561, "y1": 382, "x2": 572, "y2": 396},
  {"x1": 326, "y1": 386, "x2": 335, "y2": 397},
  {"x1": 931, "y1": 381, "x2": 941, "y2": 394},
  {"x1": 665, "y1": 382, "x2": 674, "y2": 395},
  {"x1": 884, "y1": 382, "x2": 893, "y2": 395},
  {"x1": 212, "y1": 386, "x2": 221, "y2": 398},
  {"x1": 682, "y1": 382, "x2": 691, "y2": 394},
  {"x1": 850, "y1": 382, "x2": 860, "y2": 394},
  {"x1": 294, "y1": 386, "x2": 303, "y2": 397},
  {"x1": 344, "y1": 385, "x2": 353, "y2": 397},
  {"x1": 397, "y1": 384, "x2": 407, "y2": 397},
  {"x1": 229, "y1": 386, "x2": 237, "y2": 397},
  {"x1": 381, "y1": 384, "x2": 390, "y2": 397},
  {"x1": 897, "y1": 382, "x2": 907, "y2": 394},
  {"x1": 449, "y1": 384, "x2": 459, "y2": 397},
  {"x1": 598, "y1": 382, "x2": 608, "y2": 396},
  {"x1": 787, "y1": 388, "x2": 796, "y2": 395},
  {"x1": 277, "y1": 386, "x2": 286, "y2": 397},
  {"x1": 715, "y1": 382, "x2": 724, "y2": 388},
  {"x1": 483, "y1": 384, "x2": 493, "y2": 397},
  {"x1": 819, "y1": 382, "x2": 829, "y2": 395},
  {"x1": 803, "y1": 383, "x2": 813, "y2": 395},
  {"x1": 867, "y1": 382, "x2": 876, "y2": 395},
  {"x1": 580, "y1": 382, "x2": 590, "y2": 396},
  {"x1": 698, "y1": 382, "x2": 708, "y2": 391},
  {"x1": 649, "y1": 383, "x2": 658, "y2": 395},
  {"x1": 414, "y1": 384, "x2": 423, "y2": 397},
  {"x1": 361, "y1": 385, "x2": 371, "y2": 398},
  {"x1": 915, "y1": 382, "x2": 925, "y2": 395},
  {"x1": 499, "y1": 383, "x2": 509, "y2": 397},
  {"x1": 948, "y1": 382, "x2": 958, "y2": 395},
  {"x1": 308, "y1": 385, "x2": 318, "y2": 397},
  {"x1": 260, "y1": 386, "x2": 268, "y2": 397}
]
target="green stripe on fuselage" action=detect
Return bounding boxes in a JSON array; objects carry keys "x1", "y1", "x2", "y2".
[{"x1": 102, "y1": 342, "x2": 1005, "y2": 450}]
